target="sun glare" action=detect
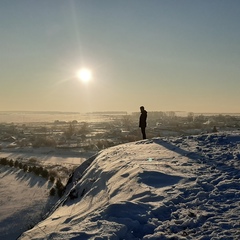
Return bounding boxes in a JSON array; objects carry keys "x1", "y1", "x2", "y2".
[{"x1": 76, "y1": 68, "x2": 92, "y2": 83}]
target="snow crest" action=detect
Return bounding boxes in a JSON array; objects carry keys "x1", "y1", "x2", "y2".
[{"x1": 19, "y1": 131, "x2": 240, "y2": 239}]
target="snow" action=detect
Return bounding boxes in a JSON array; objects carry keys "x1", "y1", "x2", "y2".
[
  {"x1": 1, "y1": 131, "x2": 240, "y2": 239},
  {"x1": 0, "y1": 148, "x2": 93, "y2": 167},
  {"x1": 0, "y1": 166, "x2": 55, "y2": 239}
]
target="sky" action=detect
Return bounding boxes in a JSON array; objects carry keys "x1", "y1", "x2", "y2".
[{"x1": 0, "y1": 0, "x2": 240, "y2": 113}]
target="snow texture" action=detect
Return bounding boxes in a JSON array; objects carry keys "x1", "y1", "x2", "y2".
[{"x1": 2, "y1": 131, "x2": 240, "y2": 239}]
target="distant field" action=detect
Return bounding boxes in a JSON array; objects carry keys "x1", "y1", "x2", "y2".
[
  {"x1": 1, "y1": 111, "x2": 240, "y2": 124},
  {"x1": 0, "y1": 111, "x2": 126, "y2": 123}
]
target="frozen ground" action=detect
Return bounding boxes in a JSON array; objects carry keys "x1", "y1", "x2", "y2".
[
  {"x1": 0, "y1": 149, "x2": 93, "y2": 239},
  {"x1": 0, "y1": 166, "x2": 55, "y2": 239},
  {"x1": 0, "y1": 148, "x2": 94, "y2": 167},
  {"x1": 13, "y1": 130, "x2": 240, "y2": 239}
]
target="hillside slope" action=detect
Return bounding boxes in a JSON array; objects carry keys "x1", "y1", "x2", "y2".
[
  {"x1": 0, "y1": 167, "x2": 54, "y2": 240},
  {"x1": 19, "y1": 131, "x2": 240, "y2": 239}
]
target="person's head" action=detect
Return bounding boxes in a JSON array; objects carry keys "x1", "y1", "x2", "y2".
[{"x1": 140, "y1": 106, "x2": 144, "y2": 112}]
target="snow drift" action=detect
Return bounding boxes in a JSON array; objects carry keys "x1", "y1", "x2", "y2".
[{"x1": 19, "y1": 131, "x2": 240, "y2": 239}]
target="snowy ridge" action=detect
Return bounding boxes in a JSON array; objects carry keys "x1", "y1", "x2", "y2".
[{"x1": 19, "y1": 131, "x2": 240, "y2": 239}]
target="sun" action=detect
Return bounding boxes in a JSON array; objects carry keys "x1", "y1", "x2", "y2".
[{"x1": 76, "y1": 68, "x2": 92, "y2": 83}]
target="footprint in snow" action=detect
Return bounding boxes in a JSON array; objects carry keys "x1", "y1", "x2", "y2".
[{"x1": 137, "y1": 171, "x2": 183, "y2": 188}]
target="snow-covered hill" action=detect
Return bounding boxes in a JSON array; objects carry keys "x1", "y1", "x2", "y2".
[{"x1": 17, "y1": 131, "x2": 240, "y2": 239}]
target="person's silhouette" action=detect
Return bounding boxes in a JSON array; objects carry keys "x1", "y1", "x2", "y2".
[{"x1": 139, "y1": 106, "x2": 147, "y2": 139}]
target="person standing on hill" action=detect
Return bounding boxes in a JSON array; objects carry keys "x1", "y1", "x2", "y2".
[{"x1": 139, "y1": 106, "x2": 147, "y2": 139}]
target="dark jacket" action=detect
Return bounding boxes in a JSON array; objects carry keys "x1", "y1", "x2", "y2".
[{"x1": 139, "y1": 110, "x2": 147, "y2": 128}]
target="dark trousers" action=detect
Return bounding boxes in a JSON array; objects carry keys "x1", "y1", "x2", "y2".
[{"x1": 141, "y1": 127, "x2": 146, "y2": 139}]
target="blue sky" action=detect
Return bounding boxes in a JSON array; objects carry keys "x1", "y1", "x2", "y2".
[{"x1": 1, "y1": 0, "x2": 240, "y2": 113}]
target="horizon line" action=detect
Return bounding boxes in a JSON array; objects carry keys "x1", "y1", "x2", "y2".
[{"x1": 1, "y1": 110, "x2": 240, "y2": 115}]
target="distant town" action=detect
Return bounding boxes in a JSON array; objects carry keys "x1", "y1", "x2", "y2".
[{"x1": 1, "y1": 111, "x2": 240, "y2": 152}]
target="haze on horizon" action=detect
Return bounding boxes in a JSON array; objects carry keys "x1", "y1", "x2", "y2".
[{"x1": 1, "y1": 1, "x2": 240, "y2": 114}]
